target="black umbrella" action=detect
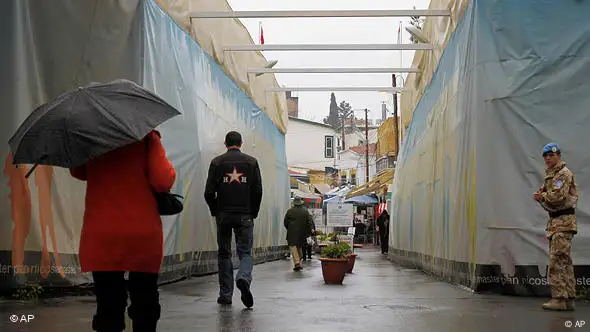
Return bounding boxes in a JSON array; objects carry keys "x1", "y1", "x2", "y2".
[{"x1": 8, "y1": 79, "x2": 181, "y2": 177}]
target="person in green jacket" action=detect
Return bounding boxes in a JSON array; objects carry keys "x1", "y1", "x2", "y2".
[{"x1": 284, "y1": 198, "x2": 316, "y2": 271}]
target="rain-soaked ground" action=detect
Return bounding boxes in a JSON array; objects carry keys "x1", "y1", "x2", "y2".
[{"x1": 1, "y1": 249, "x2": 589, "y2": 332}]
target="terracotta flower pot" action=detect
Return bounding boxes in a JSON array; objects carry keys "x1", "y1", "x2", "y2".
[
  {"x1": 345, "y1": 253, "x2": 357, "y2": 273},
  {"x1": 319, "y1": 257, "x2": 348, "y2": 284}
]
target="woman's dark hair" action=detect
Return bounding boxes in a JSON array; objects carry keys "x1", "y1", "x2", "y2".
[{"x1": 225, "y1": 131, "x2": 242, "y2": 147}]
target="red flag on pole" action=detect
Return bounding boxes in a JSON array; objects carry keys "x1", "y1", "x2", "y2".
[{"x1": 259, "y1": 22, "x2": 265, "y2": 45}]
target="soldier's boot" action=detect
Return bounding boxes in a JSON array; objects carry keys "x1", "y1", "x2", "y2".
[
  {"x1": 542, "y1": 299, "x2": 568, "y2": 311},
  {"x1": 566, "y1": 299, "x2": 576, "y2": 310}
]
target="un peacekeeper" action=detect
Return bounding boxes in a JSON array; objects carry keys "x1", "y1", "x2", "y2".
[{"x1": 533, "y1": 143, "x2": 578, "y2": 311}]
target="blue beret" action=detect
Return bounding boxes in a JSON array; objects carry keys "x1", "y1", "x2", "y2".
[{"x1": 542, "y1": 143, "x2": 560, "y2": 155}]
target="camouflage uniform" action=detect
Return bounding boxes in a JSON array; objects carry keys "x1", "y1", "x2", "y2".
[{"x1": 538, "y1": 160, "x2": 578, "y2": 310}]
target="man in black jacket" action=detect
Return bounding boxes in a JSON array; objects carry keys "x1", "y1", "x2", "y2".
[
  {"x1": 204, "y1": 131, "x2": 263, "y2": 308},
  {"x1": 376, "y1": 210, "x2": 390, "y2": 254}
]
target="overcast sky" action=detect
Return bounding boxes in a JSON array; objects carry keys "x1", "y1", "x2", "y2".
[{"x1": 226, "y1": 0, "x2": 431, "y2": 122}]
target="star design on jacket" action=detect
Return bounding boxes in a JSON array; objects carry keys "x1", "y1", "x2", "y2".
[{"x1": 225, "y1": 167, "x2": 245, "y2": 184}]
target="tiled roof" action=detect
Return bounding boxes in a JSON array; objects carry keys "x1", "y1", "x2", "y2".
[{"x1": 349, "y1": 143, "x2": 377, "y2": 155}]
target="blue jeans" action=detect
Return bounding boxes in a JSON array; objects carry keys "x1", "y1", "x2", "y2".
[{"x1": 216, "y1": 214, "x2": 254, "y2": 300}]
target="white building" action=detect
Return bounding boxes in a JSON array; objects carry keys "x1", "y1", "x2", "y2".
[
  {"x1": 343, "y1": 128, "x2": 378, "y2": 148},
  {"x1": 286, "y1": 117, "x2": 340, "y2": 170},
  {"x1": 337, "y1": 124, "x2": 378, "y2": 150},
  {"x1": 335, "y1": 143, "x2": 377, "y2": 186}
]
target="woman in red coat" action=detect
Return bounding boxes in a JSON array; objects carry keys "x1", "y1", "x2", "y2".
[{"x1": 70, "y1": 130, "x2": 176, "y2": 332}]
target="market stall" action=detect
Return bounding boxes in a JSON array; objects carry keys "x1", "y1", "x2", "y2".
[
  {"x1": 345, "y1": 195, "x2": 379, "y2": 245},
  {"x1": 291, "y1": 189, "x2": 322, "y2": 208},
  {"x1": 315, "y1": 194, "x2": 379, "y2": 253}
]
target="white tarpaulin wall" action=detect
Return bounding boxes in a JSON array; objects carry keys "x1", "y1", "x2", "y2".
[
  {"x1": 390, "y1": 0, "x2": 590, "y2": 296},
  {"x1": 0, "y1": 0, "x2": 289, "y2": 293}
]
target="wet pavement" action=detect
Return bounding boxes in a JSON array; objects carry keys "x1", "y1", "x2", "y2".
[{"x1": 1, "y1": 249, "x2": 590, "y2": 332}]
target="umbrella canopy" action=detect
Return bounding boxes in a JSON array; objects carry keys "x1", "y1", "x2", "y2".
[
  {"x1": 343, "y1": 194, "x2": 379, "y2": 206},
  {"x1": 8, "y1": 79, "x2": 181, "y2": 170}
]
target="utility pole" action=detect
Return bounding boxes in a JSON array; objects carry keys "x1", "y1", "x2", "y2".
[
  {"x1": 341, "y1": 114, "x2": 346, "y2": 151},
  {"x1": 392, "y1": 74, "x2": 400, "y2": 161},
  {"x1": 365, "y1": 108, "x2": 369, "y2": 184}
]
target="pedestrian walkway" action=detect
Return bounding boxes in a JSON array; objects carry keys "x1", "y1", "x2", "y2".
[{"x1": 1, "y1": 249, "x2": 589, "y2": 332}]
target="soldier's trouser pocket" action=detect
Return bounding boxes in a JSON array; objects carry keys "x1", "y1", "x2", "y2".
[{"x1": 548, "y1": 232, "x2": 575, "y2": 299}]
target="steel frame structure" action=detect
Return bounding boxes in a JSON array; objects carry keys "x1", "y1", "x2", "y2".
[
  {"x1": 223, "y1": 43, "x2": 432, "y2": 52},
  {"x1": 266, "y1": 87, "x2": 404, "y2": 93},
  {"x1": 248, "y1": 67, "x2": 420, "y2": 74},
  {"x1": 189, "y1": 10, "x2": 451, "y2": 18}
]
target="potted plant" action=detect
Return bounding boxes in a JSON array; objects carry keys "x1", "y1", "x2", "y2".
[
  {"x1": 340, "y1": 242, "x2": 357, "y2": 273},
  {"x1": 319, "y1": 243, "x2": 349, "y2": 284}
]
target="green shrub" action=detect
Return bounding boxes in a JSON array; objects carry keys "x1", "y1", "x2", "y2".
[
  {"x1": 320, "y1": 243, "x2": 349, "y2": 259},
  {"x1": 339, "y1": 242, "x2": 353, "y2": 255},
  {"x1": 317, "y1": 232, "x2": 338, "y2": 242},
  {"x1": 577, "y1": 286, "x2": 590, "y2": 301},
  {"x1": 13, "y1": 283, "x2": 43, "y2": 300}
]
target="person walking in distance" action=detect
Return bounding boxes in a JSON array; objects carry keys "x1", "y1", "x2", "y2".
[
  {"x1": 205, "y1": 131, "x2": 263, "y2": 308},
  {"x1": 533, "y1": 143, "x2": 578, "y2": 311},
  {"x1": 376, "y1": 210, "x2": 390, "y2": 254},
  {"x1": 302, "y1": 233, "x2": 315, "y2": 262},
  {"x1": 70, "y1": 130, "x2": 176, "y2": 332},
  {"x1": 284, "y1": 198, "x2": 316, "y2": 270}
]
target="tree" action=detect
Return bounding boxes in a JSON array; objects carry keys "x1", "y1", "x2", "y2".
[
  {"x1": 409, "y1": 6, "x2": 425, "y2": 44},
  {"x1": 323, "y1": 93, "x2": 340, "y2": 129},
  {"x1": 338, "y1": 101, "x2": 353, "y2": 127}
]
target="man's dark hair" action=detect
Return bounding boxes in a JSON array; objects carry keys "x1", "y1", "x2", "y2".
[{"x1": 225, "y1": 131, "x2": 242, "y2": 147}]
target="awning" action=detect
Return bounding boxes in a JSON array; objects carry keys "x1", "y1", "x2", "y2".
[
  {"x1": 326, "y1": 185, "x2": 351, "y2": 196},
  {"x1": 343, "y1": 194, "x2": 379, "y2": 206},
  {"x1": 297, "y1": 180, "x2": 316, "y2": 194},
  {"x1": 346, "y1": 168, "x2": 395, "y2": 199},
  {"x1": 291, "y1": 189, "x2": 322, "y2": 200},
  {"x1": 313, "y1": 183, "x2": 332, "y2": 195},
  {"x1": 323, "y1": 195, "x2": 343, "y2": 205}
]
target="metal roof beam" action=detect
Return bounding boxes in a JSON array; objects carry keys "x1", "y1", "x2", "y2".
[
  {"x1": 267, "y1": 87, "x2": 405, "y2": 93},
  {"x1": 248, "y1": 67, "x2": 420, "y2": 74},
  {"x1": 190, "y1": 10, "x2": 451, "y2": 18},
  {"x1": 224, "y1": 43, "x2": 432, "y2": 51}
]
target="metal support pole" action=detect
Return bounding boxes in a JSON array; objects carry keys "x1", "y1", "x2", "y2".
[
  {"x1": 189, "y1": 10, "x2": 452, "y2": 19},
  {"x1": 248, "y1": 67, "x2": 420, "y2": 74},
  {"x1": 341, "y1": 114, "x2": 346, "y2": 151},
  {"x1": 266, "y1": 87, "x2": 404, "y2": 93},
  {"x1": 392, "y1": 74, "x2": 400, "y2": 161},
  {"x1": 223, "y1": 43, "x2": 433, "y2": 52},
  {"x1": 365, "y1": 109, "x2": 369, "y2": 184}
]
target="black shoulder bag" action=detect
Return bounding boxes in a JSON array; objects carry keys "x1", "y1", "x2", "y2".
[{"x1": 145, "y1": 139, "x2": 184, "y2": 216}]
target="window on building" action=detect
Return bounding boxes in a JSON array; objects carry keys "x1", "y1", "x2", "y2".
[{"x1": 325, "y1": 135, "x2": 334, "y2": 158}]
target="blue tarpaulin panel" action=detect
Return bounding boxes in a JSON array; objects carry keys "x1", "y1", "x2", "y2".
[
  {"x1": 0, "y1": 0, "x2": 289, "y2": 292},
  {"x1": 390, "y1": 0, "x2": 590, "y2": 295}
]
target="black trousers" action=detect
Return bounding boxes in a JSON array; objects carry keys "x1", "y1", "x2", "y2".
[
  {"x1": 302, "y1": 241, "x2": 313, "y2": 259},
  {"x1": 380, "y1": 232, "x2": 389, "y2": 253},
  {"x1": 92, "y1": 271, "x2": 160, "y2": 332}
]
